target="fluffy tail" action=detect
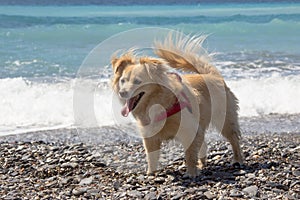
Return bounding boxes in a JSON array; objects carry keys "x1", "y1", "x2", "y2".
[{"x1": 154, "y1": 32, "x2": 221, "y2": 76}]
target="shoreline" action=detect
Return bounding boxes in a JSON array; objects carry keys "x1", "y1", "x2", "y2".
[
  {"x1": 1, "y1": 113, "x2": 300, "y2": 142},
  {"x1": 0, "y1": 128, "x2": 299, "y2": 199}
]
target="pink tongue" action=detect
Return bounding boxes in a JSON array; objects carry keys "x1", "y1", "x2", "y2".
[{"x1": 121, "y1": 101, "x2": 130, "y2": 117}]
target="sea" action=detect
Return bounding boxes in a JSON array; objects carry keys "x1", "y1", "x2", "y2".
[{"x1": 1, "y1": 0, "x2": 300, "y2": 136}]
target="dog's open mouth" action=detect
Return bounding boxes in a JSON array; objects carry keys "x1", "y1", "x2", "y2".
[{"x1": 121, "y1": 92, "x2": 145, "y2": 117}]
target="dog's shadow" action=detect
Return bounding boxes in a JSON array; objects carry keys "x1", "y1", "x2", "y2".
[{"x1": 150, "y1": 157, "x2": 277, "y2": 187}]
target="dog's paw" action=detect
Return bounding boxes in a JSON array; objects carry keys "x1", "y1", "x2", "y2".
[
  {"x1": 186, "y1": 167, "x2": 199, "y2": 178},
  {"x1": 231, "y1": 158, "x2": 243, "y2": 166},
  {"x1": 183, "y1": 172, "x2": 199, "y2": 180},
  {"x1": 146, "y1": 169, "x2": 157, "y2": 176},
  {"x1": 231, "y1": 159, "x2": 245, "y2": 169}
]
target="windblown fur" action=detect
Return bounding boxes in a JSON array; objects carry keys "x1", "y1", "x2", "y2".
[{"x1": 155, "y1": 32, "x2": 221, "y2": 76}]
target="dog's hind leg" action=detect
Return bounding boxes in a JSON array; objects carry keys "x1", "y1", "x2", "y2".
[
  {"x1": 217, "y1": 89, "x2": 243, "y2": 165},
  {"x1": 221, "y1": 118, "x2": 243, "y2": 164},
  {"x1": 143, "y1": 136, "x2": 162, "y2": 174},
  {"x1": 198, "y1": 139, "x2": 207, "y2": 169}
]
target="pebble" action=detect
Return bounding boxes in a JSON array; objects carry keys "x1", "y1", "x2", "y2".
[
  {"x1": 61, "y1": 177, "x2": 72, "y2": 185},
  {"x1": 230, "y1": 189, "x2": 243, "y2": 197},
  {"x1": 61, "y1": 162, "x2": 78, "y2": 168},
  {"x1": 87, "y1": 188, "x2": 100, "y2": 195},
  {"x1": 293, "y1": 170, "x2": 300, "y2": 177},
  {"x1": 113, "y1": 181, "x2": 121, "y2": 190},
  {"x1": 242, "y1": 185, "x2": 258, "y2": 197},
  {"x1": 204, "y1": 191, "x2": 216, "y2": 199},
  {"x1": 79, "y1": 176, "x2": 93, "y2": 185},
  {"x1": 72, "y1": 187, "x2": 87, "y2": 196},
  {"x1": 145, "y1": 192, "x2": 157, "y2": 200},
  {"x1": 185, "y1": 188, "x2": 197, "y2": 193}
]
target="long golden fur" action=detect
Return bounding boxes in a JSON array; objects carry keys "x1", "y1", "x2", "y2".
[{"x1": 111, "y1": 33, "x2": 243, "y2": 177}]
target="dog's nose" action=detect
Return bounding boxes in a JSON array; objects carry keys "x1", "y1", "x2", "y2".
[{"x1": 119, "y1": 91, "x2": 128, "y2": 98}]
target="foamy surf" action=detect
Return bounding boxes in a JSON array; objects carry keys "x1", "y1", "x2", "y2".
[
  {"x1": 228, "y1": 75, "x2": 300, "y2": 116},
  {"x1": 0, "y1": 75, "x2": 299, "y2": 135},
  {"x1": 0, "y1": 78, "x2": 73, "y2": 135}
]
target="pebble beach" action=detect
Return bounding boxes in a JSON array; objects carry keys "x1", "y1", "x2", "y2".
[{"x1": 0, "y1": 125, "x2": 299, "y2": 200}]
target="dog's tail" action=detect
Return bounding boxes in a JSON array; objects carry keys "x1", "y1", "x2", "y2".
[{"x1": 154, "y1": 32, "x2": 221, "y2": 77}]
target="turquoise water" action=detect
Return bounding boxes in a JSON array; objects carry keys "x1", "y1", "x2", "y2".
[
  {"x1": 1, "y1": 4, "x2": 300, "y2": 78},
  {"x1": 1, "y1": 3, "x2": 300, "y2": 134}
]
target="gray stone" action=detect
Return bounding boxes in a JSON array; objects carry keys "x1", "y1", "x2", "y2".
[
  {"x1": 61, "y1": 177, "x2": 72, "y2": 185},
  {"x1": 79, "y1": 176, "x2": 93, "y2": 185},
  {"x1": 137, "y1": 186, "x2": 149, "y2": 191},
  {"x1": 230, "y1": 189, "x2": 243, "y2": 197},
  {"x1": 145, "y1": 192, "x2": 157, "y2": 200},
  {"x1": 61, "y1": 162, "x2": 78, "y2": 168},
  {"x1": 72, "y1": 188, "x2": 87, "y2": 196},
  {"x1": 10, "y1": 172, "x2": 18, "y2": 177},
  {"x1": 246, "y1": 173, "x2": 256, "y2": 179},
  {"x1": 87, "y1": 189, "x2": 100, "y2": 195},
  {"x1": 292, "y1": 170, "x2": 300, "y2": 177},
  {"x1": 137, "y1": 174, "x2": 145, "y2": 182},
  {"x1": 204, "y1": 191, "x2": 216, "y2": 199},
  {"x1": 185, "y1": 188, "x2": 197, "y2": 193},
  {"x1": 45, "y1": 180, "x2": 57, "y2": 187},
  {"x1": 243, "y1": 185, "x2": 258, "y2": 197},
  {"x1": 113, "y1": 181, "x2": 121, "y2": 190}
]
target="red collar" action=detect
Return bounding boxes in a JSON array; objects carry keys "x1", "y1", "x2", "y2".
[{"x1": 154, "y1": 91, "x2": 192, "y2": 122}]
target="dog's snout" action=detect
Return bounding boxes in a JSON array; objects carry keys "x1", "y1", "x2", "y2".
[{"x1": 119, "y1": 90, "x2": 128, "y2": 98}]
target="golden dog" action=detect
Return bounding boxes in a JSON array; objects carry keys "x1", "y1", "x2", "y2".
[{"x1": 111, "y1": 33, "x2": 243, "y2": 177}]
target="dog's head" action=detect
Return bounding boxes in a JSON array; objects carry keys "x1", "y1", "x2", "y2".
[
  {"x1": 111, "y1": 52, "x2": 135, "y2": 92},
  {"x1": 112, "y1": 55, "x2": 175, "y2": 117}
]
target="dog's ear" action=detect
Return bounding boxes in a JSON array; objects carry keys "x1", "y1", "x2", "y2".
[{"x1": 111, "y1": 56, "x2": 135, "y2": 75}]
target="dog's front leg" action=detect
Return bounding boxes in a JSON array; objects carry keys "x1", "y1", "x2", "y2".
[{"x1": 143, "y1": 137, "x2": 161, "y2": 174}]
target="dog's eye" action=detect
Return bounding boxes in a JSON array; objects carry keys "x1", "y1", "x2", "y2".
[
  {"x1": 120, "y1": 78, "x2": 125, "y2": 85},
  {"x1": 133, "y1": 79, "x2": 141, "y2": 85}
]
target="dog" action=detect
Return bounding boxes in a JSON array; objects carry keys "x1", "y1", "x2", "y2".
[{"x1": 111, "y1": 32, "x2": 243, "y2": 177}]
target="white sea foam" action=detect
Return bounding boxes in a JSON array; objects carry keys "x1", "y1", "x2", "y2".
[
  {"x1": 0, "y1": 78, "x2": 74, "y2": 135},
  {"x1": 0, "y1": 75, "x2": 299, "y2": 135},
  {"x1": 227, "y1": 75, "x2": 300, "y2": 117},
  {"x1": 0, "y1": 77, "x2": 131, "y2": 136}
]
